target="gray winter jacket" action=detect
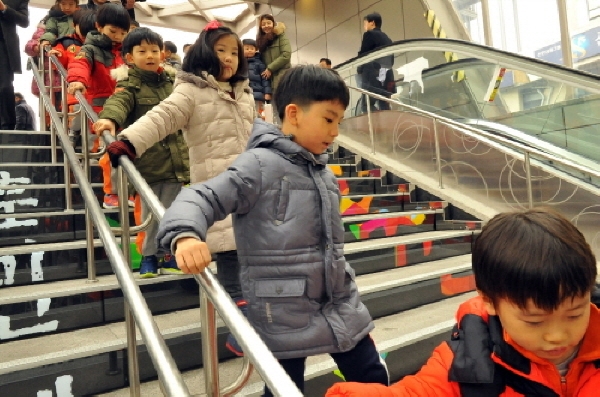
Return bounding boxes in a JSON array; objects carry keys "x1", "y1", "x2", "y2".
[{"x1": 157, "y1": 119, "x2": 373, "y2": 359}]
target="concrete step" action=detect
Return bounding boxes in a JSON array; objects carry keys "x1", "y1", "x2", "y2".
[{"x1": 93, "y1": 293, "x2": 476, "y2": 397}]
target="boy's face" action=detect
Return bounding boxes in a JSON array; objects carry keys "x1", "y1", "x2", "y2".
[
  {"x1": 483, "y1": 293, "x2": 591, "y2": 365},
  {"x1": 59, "y1": 0, "x2": 79, "y2": 15},
  {"x1": 215, "y1": 34, "x2": 239, "y2": 82},
  {"x1": 363, "y1": 20, "x2": 375, "y2": 32},
  {"x1": 286, "y1": 100, "x2": 345, "y2": 155},
  {"x1": 126, "y1": 40, "x2": 164, "y2": 72},
  {"x1": 96, "y1": 23, "x2": 128, "y2": 44},
  {"x1": 243, "y1": 44, "x2": 257, "y2": 58}
]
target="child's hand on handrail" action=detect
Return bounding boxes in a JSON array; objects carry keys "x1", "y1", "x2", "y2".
[
  {"x1": 174, "y1": 237, "x2": 212, "y2": 274},
  {"x1": 94, "y1": 118, "x2": 116, "y2": 136},
  {"x1": 68, "y1": 82, "x2": 86, "y2": 95}
]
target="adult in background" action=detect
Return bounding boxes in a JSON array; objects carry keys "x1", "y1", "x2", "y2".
[
  {"x1": 14, "y1": 92, "x2": 35, "y2": 131},
  {"x1": 319, "y1": 57, "x2": 332, "y2": 68},
  {"x1": 0, "y1": 0, "x2": 29, "y2": 130},
  {"x1": 256, "y1": 13, "x2": 291, "y2": 95},
  {"x1": 358, "y1": 12, "x2": 393, "y2": 113}
]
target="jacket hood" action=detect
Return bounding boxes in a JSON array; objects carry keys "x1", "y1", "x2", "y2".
[
  {"x1": 84, "y1": 31, "x2": 117, "y2": 50},
  {"x1": 246, "y1": 119, "x2": 329, "y2": 166},
  {"x1": 174, "y1": 70, "x2": 251, "y2": 94},
  {"x1": 274, "y1": 22, "x2": 286, "y2": 36},
  {"x1": 48, "y1": 7, "x2": 64, "y2": 18},
  {"x1": 111, "y1": 64, "x2": 177, "y2": 82}
]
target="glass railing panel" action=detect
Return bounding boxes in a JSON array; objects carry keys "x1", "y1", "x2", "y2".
[{"x1": 435, "y1": 123, "x2": 600, "y2": 256}]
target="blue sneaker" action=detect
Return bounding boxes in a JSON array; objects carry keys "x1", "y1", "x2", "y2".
[
  {"x1": 225, "y1": 298, "x2": 248, "y2": 357},
  {"x1": 139, "y1": 255, "x2": 158, "y2": 278},
  {"x1": 160, "y1": 254, "x2": 183, "y2": 275}
]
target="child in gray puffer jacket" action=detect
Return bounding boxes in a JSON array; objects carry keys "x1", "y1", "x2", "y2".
[{"x1": 156, "y1": 65, "x2": 389, "y2": 396}]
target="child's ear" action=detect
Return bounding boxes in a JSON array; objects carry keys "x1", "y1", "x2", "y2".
[
  {"x1": 125, "y1": 53, "x2": 134, "y2": 65},
  {"x1": 478, "y1": 290, "x2": 498, "y2": 316},
  {"x1": 160, "y1": 51, "x2": 165, "y2": 62},
  {"x1": 95, "y1": 22, "x2": 101, "y2": 31},
  {"x1": 285, "y1": 104, "x2": 300, "y2": 126}
]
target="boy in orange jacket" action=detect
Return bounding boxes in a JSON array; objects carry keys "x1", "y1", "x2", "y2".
[
  {"x1": 327, "y1": 207, "x2": 600, "y2": 397},
  {"x1": 48, "y1": 8, "x2": 95, "y2": 146},
  {"x1": 67, "y1": 3, "x2": 129, "y2": 208}
]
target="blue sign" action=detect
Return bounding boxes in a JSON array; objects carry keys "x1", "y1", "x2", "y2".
[{"x1": 534, "y1": 26, "x2": 600, "y2": 64}]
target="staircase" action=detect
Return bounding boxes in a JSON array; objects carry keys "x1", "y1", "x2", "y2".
[{"x1": 0, "y1": 127, "x2": 480, "y2": 395}]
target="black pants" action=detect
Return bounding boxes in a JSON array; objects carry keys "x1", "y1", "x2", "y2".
[
  {"x1": 262, "y1": 335, "x2": 389, "y2": 396},
  {"x1": 360, "y1": 62, "x2": 391, "y2": 113},
  {"x1": 0, "y1": 39, "x2": 16, "y2": 130},
  {"x1": 215, "y1": 250, "x2": 242, "y2": 300}
]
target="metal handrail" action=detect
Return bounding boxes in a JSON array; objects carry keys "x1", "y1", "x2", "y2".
[
  {"x1": 348, "y1": 85, "x2": 600, "y2": 182},
  {"x1": 335, "y1": 38, "x2": 600, "y2": 95},
  {"x1": 73, "y1": 90, "x2": 302, "y2": 395},
  {"x1": 29, "y1": 58, "x2": 192, "y2": 397}
]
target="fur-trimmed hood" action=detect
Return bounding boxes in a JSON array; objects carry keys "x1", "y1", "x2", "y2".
[
  {"x1": 110, "y1": 64, "x2": 178, "y2": 82},
  {"x1": 273, "y1": 22, "x2": 286, "y2": 36}
]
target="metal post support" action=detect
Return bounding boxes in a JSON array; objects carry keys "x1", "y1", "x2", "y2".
[
  {"x1": 48, "y1": 58, "x2": 57, "y2": 164},
  {"x1": 524, "y1": 151, "x2": 533, "y2": 209},
  {"x1": 480, "y1": 0, "x2": 493, "y2": 47},
  {"x1": 556, "y1": 0, "x2": 573, "y2": 69},
  {"x1": 200, "y1": 289, "x2": 220, "y2": 397},
  {"x1": 118, "y1": 167, "x2": 141, "y2": 397},
  {"x1": 433, "y1": 119, "x2": 444, "y2": 188},
  {"x1": 63, "y1": 157, "x2": 73, "y2": 211},
  {"x1": 366, "y1": 96, "x2": 375, "y2": 154},
  {"x1": 82, "y1": 118, "x2": 97, "y2": 282}
]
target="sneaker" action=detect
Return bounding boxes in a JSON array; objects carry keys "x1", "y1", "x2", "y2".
[
  {"x1": 225, "y1": 298, "x2": 248, "y2": 356},
  {"x1": 139, "y1": 255, "x2": 158, "y2": 278},
  {"x1": 103, "y1": 194, "x2": 119, "y2": 208},
  {"x1": 160, "y1": 254, "x2": 183, "y2": 275},
  {"x1": 128, "y1": 196, "x2": 135, "y2": 207},
  {"x1": 68, "y1": 129, "x2": 80, "y2": 147}
]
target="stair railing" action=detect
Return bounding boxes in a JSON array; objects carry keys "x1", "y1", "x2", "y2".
[
  {"x1": 29, "y1": 58, "x2": 193, "y2": 397},
  {"x1": 44, "y1": 53, "x2": 302, "y2": 395}
]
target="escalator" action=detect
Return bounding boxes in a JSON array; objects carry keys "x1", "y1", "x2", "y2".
[
  {"x1": 335, "y1": 38, "x2": 600, "y2": 164},
  {"x1": 332, "y1": 38, "x2": 600, "y2": 258}
]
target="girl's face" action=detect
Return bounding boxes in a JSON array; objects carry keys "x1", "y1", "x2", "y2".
[
  {"x1": 260, "y1": 18, "x2": 274, "y2": 34},
  {"x1": 214, "y1": 34, "x2": 239, "y2": 82},
  {"x1": 59, "y1": 0, "x2": 79, "y2": 15}
]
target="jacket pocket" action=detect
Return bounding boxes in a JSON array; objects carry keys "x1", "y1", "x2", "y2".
[
  {"x1": 273, "y1": 176, "x2": 290, "y2": 225},
  {"x1": 254, "y1": 278, "x2": 310, "y2": 334}
]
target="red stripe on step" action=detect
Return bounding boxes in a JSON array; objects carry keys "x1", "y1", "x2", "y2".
[{"x1": 395, "y1": 244, "x2": 407, "y2": 267}]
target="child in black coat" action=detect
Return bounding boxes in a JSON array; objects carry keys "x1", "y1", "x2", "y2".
[{"x1": 243, "y1": 38, "x2": 271, "y2": 116}]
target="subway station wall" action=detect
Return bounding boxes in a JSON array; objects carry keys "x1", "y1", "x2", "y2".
[{"x1": 262, "y1": 0, "x2": 436, "y2": 68}]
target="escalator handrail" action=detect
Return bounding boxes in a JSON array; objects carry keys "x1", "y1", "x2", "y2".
[
  {"x1": 347, "y1": 85, "x2": 600, "y2": 184},
  {"x1": 335, "y1": 38, "x2": 600, "y2": 95}
]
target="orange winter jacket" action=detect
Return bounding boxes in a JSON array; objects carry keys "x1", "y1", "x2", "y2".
[
  {"x1": 326, "y1": 296, "x2": 600, "y2": 397},
  {"x1": 52, "y1": 33, "x2": 84, "y2": 105}
]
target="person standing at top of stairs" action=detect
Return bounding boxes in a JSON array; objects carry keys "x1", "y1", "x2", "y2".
[
  {"x1": 0, "y1": 0, "x2": 30, "y2": 130},
  {"x1": 94, "y1": 27, "x2": 189, "y2": 278},
  {"x1": 358, "y1": 12, "x2": 393, "y2": 113},
  {"x1": 14, "y1": 92, "x2": 36, "y2": 131},
  {"x1": 67, "y1": 3, "x2": 129, "y2": 209}
]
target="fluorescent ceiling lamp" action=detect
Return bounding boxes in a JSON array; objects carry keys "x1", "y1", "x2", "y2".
[{"x1": 146, "y1": 0, "x2": 188, "y2": 5}]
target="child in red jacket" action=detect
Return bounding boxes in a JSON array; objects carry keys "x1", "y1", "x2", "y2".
[
  {"x1": 67, "y1": 3, "x2": 129, "y2": 208},
  {"x1": 49, "y1": 8, "x2": 95, "y2": 146},
  {"x1": 327, "y1": 207, "x2": 600, "y2": 397}
]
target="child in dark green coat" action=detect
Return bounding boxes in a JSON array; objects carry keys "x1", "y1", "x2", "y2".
[{"x1": 93, "y1": 27, "x2": 190, "y2": 278}]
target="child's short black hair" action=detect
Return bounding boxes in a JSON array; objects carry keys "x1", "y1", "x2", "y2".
[
  {"x1": 242, "y1": 38, "x2": 257, "y2": 48},
  {"x1": 274, "y1": 65, "x2": 349, "y2": 121},
  {"x1": 121, "y1": 27, "x2": 163, "y2": 57},
  {"x1": 129, "y1": 20, "x2": 140, "y2": 29},
  {"x1": 319, "y1": 58, "x2": 332, "y2": 66},
  {"x1": 74, "y1": 9, "x2": 96, "y2": 39},
  {"x1": 96, "y1": 3, "x2": 130, "y2": 31},
  {"x1": 364, "y1": 12, "x2": 383, "y2": 29},
  {"x1": 473, "y1": 207, "x2": 597, "y2": 311},
  {"x1": 164, "y1": 40, "x2": 177, "y2": 54},
  {"x1": 182, "y1": 26, "x2": 247, "y2": 84}
]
